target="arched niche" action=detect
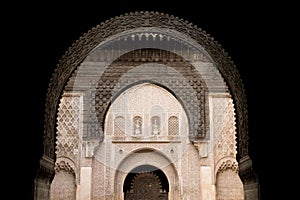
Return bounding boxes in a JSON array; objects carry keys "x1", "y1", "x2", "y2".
[{"x1": 104, "y1": 83, "x2": 189, "y2": 139}]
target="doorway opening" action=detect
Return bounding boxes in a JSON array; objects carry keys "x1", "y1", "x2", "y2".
[{"x1": 123, "y1": 165, "x2": 169, "y2": 200}]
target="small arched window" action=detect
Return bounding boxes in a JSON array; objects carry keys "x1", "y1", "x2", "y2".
[
  {"x1": 168, "y1": 116, "x2": 179, "y2": 135},
  {"x1": 133, "y1": 116, "x2": 142, "y2": 135},
  {"x1": 151, "y1": 116, "x2": 161, "y2": 135},
  {"x1": 114, "y1": 116, "x2": 125, "y2": 135}
]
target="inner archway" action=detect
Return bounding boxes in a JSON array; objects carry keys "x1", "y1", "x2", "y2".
[{"x1": 123, "y1": 165, "x2": 169, "y2": 200}]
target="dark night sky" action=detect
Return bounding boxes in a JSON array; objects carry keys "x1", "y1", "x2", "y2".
[{"x1": 5, "y1": 1, "x2": 294, "y2": 199}]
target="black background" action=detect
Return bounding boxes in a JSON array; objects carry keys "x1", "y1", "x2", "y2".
[{"x1": 5, "y1": 1, "x2": 294, "y2": 199}]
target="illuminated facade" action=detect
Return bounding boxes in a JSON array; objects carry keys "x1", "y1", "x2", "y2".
[{"x1": 34, "y1": 11, "x2": 259, "y2": 200}]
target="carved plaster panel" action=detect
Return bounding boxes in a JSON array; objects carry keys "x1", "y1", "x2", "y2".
[
  {"x1": 44, "y1": 11, "x2": 248, "y2": 161},
  {"x1": 55, "y1": 93, "x2": 82, "y2": 183},
  {"x1": 211, "y1": 93, "x2": 237, "y2": 163}
]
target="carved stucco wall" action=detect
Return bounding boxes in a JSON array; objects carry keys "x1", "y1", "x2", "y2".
[
  {"x1": 35, "y1": 11, "x2": 258, "y2": 200},
  {"x1": 43, "y1": 11, "x2": 248, "y2": 161},
  {"x1": 212, "y1": 94, "x2": 244, "y2": 199},
  {"x1": 49, "y1": 93, "x2": 82, "y2": 199},
  {"x1": 92, "y1": 83, "x2": 192, "y2": 199},
  {"x1": 51, "y1": 83, "x2": 243, "y2": 199}
]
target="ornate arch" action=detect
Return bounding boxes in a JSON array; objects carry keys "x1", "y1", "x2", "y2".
[
  {"x1": 43, "y1": 11, "x2": 248, "y2": 161},
  {"x1": 114, "y1": 148, "x2": 179, "y2": 199},
  {"x1": 93, "y1": 51, "x2": 208, "y2": 141},
  {"x1": 36, "y1": 10, "x2": 257, "y2": 200}
]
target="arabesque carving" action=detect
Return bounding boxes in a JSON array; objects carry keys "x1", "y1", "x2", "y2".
[
  {"x1": 44, "y1": 11, "x2": 249, "y2": 161},
  {"x1": 36, "y1": 11, "x2": 258, "y2": 200},
  {"x1": 212, "y1": 95, "x2": 237, "y2": 162}
]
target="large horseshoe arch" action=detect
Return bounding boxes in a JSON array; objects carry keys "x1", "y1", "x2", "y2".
[{"x1": 33, "y1": 11, "x2": 258, "y2": 199}]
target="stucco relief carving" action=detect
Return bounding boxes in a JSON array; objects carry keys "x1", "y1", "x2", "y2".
[
  {"x1": 104, "y1": 83, "x2": 188, "y2": 141},
  {"x1": 36, "y1": 11, "x2": 259, "y2": 200},
  {"x1": 54, "y1": 160, "x2": 75, "y2": 174},
  {"x1": 211, "y1": 94, "x2": 237, "y2": 162},
  {"x1": 168, "y1": 116, "x2": 179, "y2": 136},
  {"x1": 90, "y1": 52, "x2": 208, "y2": 141},
  {"x1": 55, "y1": 94, "x2": 82, "y2": 184},
  {"x1": 44, "y1": 11, "x2": 248, "y2": 161},
  {"x1": 217, "y1": 159, "x2": 239, "y2": 174},
  {"x1": 56, "y1": 94, "x2": 81, "y2": 160}
]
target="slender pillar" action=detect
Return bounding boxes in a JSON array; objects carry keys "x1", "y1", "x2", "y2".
[
  {"x1": 200, "y1": 166, "x2": 215, "y2": 200},
  {"x1": 77, "y1": 167, "x2": 92, "y2": 200}
]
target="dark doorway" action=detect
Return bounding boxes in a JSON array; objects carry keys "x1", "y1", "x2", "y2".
[{"x1": 123, "y1": 165, "x2": 168, "y2": 200}]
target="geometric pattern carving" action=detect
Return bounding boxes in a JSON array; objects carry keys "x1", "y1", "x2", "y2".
[
  {"x1": 168, "y1": 116, "x2": 179, "y2": 135},
  {"x1": 55, "y1": 94, "x2": 81, "y2": 161},
  {"x1": 114, "y1": 116, "x2": 125, "y2": 136},
  {"x1": 54, "y1": 160, "x2": 75, "y2": 174},
  {"x1": 217, "y1": 159, "x2": 239, "y2": 174},
  {"x1": 44, "y1": 11, "x2": 249, "y2": 162},
  {"x1": 38, "y1": 11, "x2": 257, "y2": 200},
  {"x1": 212, "y1": 96, "x2": 237, "y2": 162},
  {"x1": 93, "y1": 49, "x2": 207, "y2": 141}
]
